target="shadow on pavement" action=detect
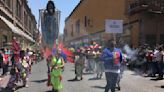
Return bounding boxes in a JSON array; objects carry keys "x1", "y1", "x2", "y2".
[
  {"x1": 46, "y1": 90, "x2": 53, "y2": 92},
  {"x1": 67, "y1": 78, "x2": 81, "y2": 82},
  {"x1": 150, "y1": 78, "x2": 163, "y2": 81},
  {"x1": 16, "y1": 85, "x2": 25, "y2": 90},
  {"x1": 91, "y1": 85, "x2": 105, "y2": 89},
  {"x1": 130, "y1": 71, "x2": 142, "y2": 76},
  {"x1": 31, "y1": 79, "x2": 47, "y2": 83},
  {"x1": 88, "y1": 77, "x2": 101, "y2": 81},
  {"x1": 0, "y1": 87, "x2": 13, "y2": 92},
  {"x1": 161, "y1": 85, "x2": 164, "y2": 88},
  {"x1": 155, "y1": 85, "x2": 164, "y2": 89},
  {"x1": 83, "y1": 72, "x2": 94, "y2": 75}
]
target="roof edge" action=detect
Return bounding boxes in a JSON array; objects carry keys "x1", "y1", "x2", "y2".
[{"x1": 65, "y1": 0, "x2": 84, "y2": 22}]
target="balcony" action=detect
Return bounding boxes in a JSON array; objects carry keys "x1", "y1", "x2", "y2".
[
  {"x1": 148, "y1": 0, "x2": 164, "y2": 14},
  {"x1": 128, "y1": 0, "x2": 149, "y2": 15},
  {"x1": 128, "y1": 0, "x2": 164, "y2": 15}
]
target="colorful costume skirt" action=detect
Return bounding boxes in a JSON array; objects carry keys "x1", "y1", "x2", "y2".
[{"x1": 50, "y1": 69, "x2": 63, "y2": 90}]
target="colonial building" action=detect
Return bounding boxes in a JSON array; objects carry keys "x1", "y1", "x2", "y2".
[
  {"x1": 0, "y1": 0, "x2": 39, "y2": 50},
  {"x1": 64, "y1": 0, "x2": 164, "y2": 48},
  {"x1": 127, "y1": 0, "x2": 164, "y2": 47}
]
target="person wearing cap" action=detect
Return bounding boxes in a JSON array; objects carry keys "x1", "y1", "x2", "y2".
[
  {"x1": 50, "y1": 49, "x2": 65, "y2": 92},
  {"x1": 101, "y1": 40, "x2": 122, "y2": 92}
]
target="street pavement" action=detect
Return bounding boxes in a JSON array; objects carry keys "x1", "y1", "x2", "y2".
[{"x1": 1, "y1": 60, "x2": 164, "y2": 92}]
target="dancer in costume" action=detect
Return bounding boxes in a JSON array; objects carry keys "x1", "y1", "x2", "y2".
[
  {"x1": 50, "y1": 49, "x2": 65, "y2": 92},
  {"x1": 21, "y1": 56, "x2": 29, "y2": 87}
]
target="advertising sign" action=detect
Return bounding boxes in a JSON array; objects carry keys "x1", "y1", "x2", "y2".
[{"x1": 105, "y1": 19, "x2": 123, "y2": 33}]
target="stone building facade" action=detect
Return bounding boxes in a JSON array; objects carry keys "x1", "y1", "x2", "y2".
[{"x1": 0, "y1": 0, "x2": 39, "y2": 50}]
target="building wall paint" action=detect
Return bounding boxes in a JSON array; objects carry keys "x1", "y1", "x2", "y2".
[
  {"x1": 65, "y1": 0, "x2": 164, "y2": 47},
  {"x1": 65, "y1": 0, "x2": 127, "y2": 42},
  {"x1": 0, "y1": 0, "x2": 38, "y2": 49}
]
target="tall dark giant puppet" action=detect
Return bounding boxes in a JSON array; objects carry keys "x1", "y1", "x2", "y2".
[
  {"x1": 40, "y1": 0, "x2": 60, "y2": 50},
  {"x1": 39, "y1": 1, "x2": 63, "y2": 90}
]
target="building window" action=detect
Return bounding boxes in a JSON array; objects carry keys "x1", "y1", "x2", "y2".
[
  {"x1": 2, "y1": 35, "x2": 7, "y2": 46},
  {"x1": 29, "y1": 19, "x2": 31, "y2": 31},
  {"x1": 71, "y1": 24, "x2": 74, "y2": 36},
  {"x1": 64, "y1": 29, "x2": 67, "y2": 37},
  {"x1": 76, "y1": 19, "x2": 80, "y2": 34},
  {"x1": 24, "y1": 12, "x2": 28, "y2": 27},
  {"x1": 6, "y1": 0, "x2": 11, "y2": 8},
  {"x1": 146, "y1": 34, "x2": 156, "y2": 46},
  {"x1": 84, "y1": 16, "x2": 87, "y2": 27},
  {"x1": 16, "y1": 0, "x2": 21, "y2": 19},
  {"x1": 24, "y1": 12, "x2": 28, "y2": 28},
  {"x1": 31, "y1": 23, "x2": 33, "y2": 33}
]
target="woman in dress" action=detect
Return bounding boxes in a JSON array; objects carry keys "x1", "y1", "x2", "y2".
[{"x1": 50, "y1": 50, "x2": 65, "y2": 92}]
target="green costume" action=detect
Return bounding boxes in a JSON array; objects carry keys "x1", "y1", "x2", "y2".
[{"x1": 50, "y1": 56, "x2": 63, "y2": 90}]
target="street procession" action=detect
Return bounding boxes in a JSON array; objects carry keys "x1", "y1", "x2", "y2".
[{"x1": 0, "y1": 0, "x2": 164, "y2": 92}]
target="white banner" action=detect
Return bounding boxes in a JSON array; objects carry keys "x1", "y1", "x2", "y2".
[{"x1": 105, "y1": 19, "x2": 123, "y2": 33}]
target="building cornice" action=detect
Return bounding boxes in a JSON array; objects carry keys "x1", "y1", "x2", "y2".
[{"x1": 65, "y1": 0, "x2": 84, "y2": 22}]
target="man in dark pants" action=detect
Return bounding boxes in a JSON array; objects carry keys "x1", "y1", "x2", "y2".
[
  {"x1": 157, "y1": 47, "x2": 163, "y2": 80},
  {"x1": 11, "y1": 54, "x2": 15, "y2": 67},
  {"x1": 2, "y1": 48, "x2": 9, "y2": 76},
  {"x1": 101, "y1": 40, "x2": 122, "y2": 92},
  {"x1": 0, "y1": 50, "x2": 3, "y2": 75}
]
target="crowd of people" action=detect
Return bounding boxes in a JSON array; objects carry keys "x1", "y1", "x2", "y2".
[
  {"x1": 1, "y1": 37, "x2": 163, "y2": 92},
  {"x1": 64, "y1": 41, "x2": 164, "y2": 92},
  {"x1": 127, "y1": 44, "x2": 164, "y2": 80},
  {"x1": 0, "y1": 37, "x2": 43, "y2": 91},
  {"x1": 65, "y1": 40, "x2": 126, "y2": 92}
]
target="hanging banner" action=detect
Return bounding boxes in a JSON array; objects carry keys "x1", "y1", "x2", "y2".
[{"x1": 105, "y1": 19, "x2": 123, "y2": 33}]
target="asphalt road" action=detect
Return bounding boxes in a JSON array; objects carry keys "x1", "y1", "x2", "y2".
[{"x1": 1, "y1": 60, "x2": 164, "y2": 92}]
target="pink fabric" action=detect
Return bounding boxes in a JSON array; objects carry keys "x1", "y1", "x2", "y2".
[{"x1": 44, "y1": 48, "x2": 52, "y2": 59}]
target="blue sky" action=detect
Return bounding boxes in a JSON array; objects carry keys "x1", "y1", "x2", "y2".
[{"x1": 28, "y1": 0, "x2": 80, "y2": 34}]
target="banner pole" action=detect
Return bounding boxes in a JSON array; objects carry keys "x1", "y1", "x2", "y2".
[{"x1": 113, "y1": 33, "x2": 116, "y2": 46}]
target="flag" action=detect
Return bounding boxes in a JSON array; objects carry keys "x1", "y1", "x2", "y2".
[{"x1": 62, "y1": 48, "x2": 74, "y2": 63}]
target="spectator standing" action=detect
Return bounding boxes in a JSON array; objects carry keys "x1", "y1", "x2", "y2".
[
  {"x1": 2, "y1": 48, "x2": 9, "y2": 76},
  {"x1": 0, "y1": 50, "x2": 3, "y2": 76}
]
